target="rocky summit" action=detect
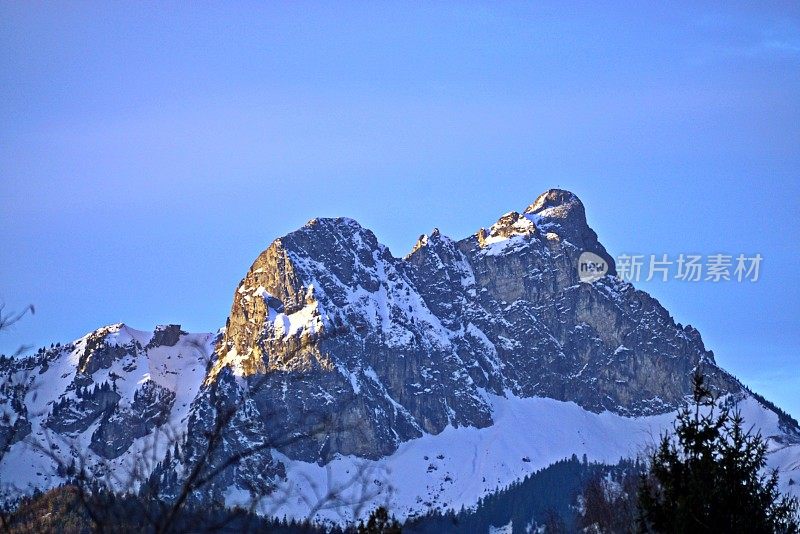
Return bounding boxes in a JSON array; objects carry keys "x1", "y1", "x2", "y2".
[{"x1": 1, "y1": 189, "x2": 798, "y2": 523}]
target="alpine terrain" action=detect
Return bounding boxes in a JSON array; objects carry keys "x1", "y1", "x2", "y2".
[{"x1": 2, "y1": 189, "x2": 798, "y2": 526}]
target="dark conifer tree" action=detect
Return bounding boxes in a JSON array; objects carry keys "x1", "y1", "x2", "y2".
[
  {"x1": 639, "y1": 372, "x2": 799, "y2": 533},
  {"x1": 358, "y1": 506, "x2": 401, "y2": 533}
]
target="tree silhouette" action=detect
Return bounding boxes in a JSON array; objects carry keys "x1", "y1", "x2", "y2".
[
  {"x1": 639, "y1": 372, "x2": 799, "y2": 533},
  {"x1": 357, "y1": 506, "x2": 401, "y2": 533}
]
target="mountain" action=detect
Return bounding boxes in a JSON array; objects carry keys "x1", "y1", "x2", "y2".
[{"x1": 1, "y1": 189, "x2": 798, "y2": 526}]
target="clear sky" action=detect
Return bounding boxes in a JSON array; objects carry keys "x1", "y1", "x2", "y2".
[{"x1": 1, "y1": 2, "x2": 798, "y2": 416}]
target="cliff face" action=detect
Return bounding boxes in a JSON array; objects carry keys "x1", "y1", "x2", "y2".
[{"x1": 205, "y1": 189, "x2": 739, "y2": 467}]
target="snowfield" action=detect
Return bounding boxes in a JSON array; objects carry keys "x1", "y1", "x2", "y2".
[{"x1": 227, "y1": 393, "x2": 800, "y2": 525}]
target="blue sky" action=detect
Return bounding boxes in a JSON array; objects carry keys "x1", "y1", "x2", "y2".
[{"x1": 1, "y1": 2, "x2": 798, "y2": 416}]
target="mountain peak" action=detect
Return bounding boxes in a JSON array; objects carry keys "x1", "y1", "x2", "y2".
[
  {"x1": 524, "y1": 189, "x2": 589, "y2": 234},
  {"x1": 522, "y1": 189, "x2": 617, "y2": 276},
  {"x1": 305, "y1": 216, "x2": 363, "y2": 231},
  {"x1": 524, "y1": 188, "x2": 583, "y2": 218},
  {"x1": 408, "y1": 227, "x2": 450, "y2": 256}
]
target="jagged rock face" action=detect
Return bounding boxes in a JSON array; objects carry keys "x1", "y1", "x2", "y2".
[
  {"x1": 89, "y1": 380, "x2": 175, "y2": 459},
  {"x1": 208, "y1": 189, "x2": 740, "y2": 467},
  {"x1": 524, "y1": 189, "x2": 615, "y2": 270},
  {"x1": 153, "y1": 369, "x2": 286, "y2": 505},
  {"x1": 47, "y1": 384, "x2": 121, "y2": 437},
  {"x1": 213, "y1": 217, "x2": 494, "y2": 462},
  {"x1": 147, "y1": 324, "x2": 186, "y2": 349}
]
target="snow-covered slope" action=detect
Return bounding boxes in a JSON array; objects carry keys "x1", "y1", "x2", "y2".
[
  {"x1": 226, "y1": 393, "x2": 799, "y2": 524},
  {"x1": 0, "y1": 324, "x2": 215, "y2": 495}
]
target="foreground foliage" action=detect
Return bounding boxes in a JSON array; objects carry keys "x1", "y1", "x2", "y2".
[
  {"x1": 3, "y1": 485, "x2": 335, "y2": 534},
  {"x1": 638, "y1": 373, "x2": 799, "y2": 533}
]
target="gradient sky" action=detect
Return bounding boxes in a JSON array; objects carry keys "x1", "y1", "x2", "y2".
[{"x1": 2, "y1": 2, "x2": 798, "y2": 417}]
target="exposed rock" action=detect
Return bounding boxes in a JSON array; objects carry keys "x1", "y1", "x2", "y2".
[
  {"x1": 147, "y1": 324, "x2": 185, "y2": 349},
  {"x1": 90, "y1": 381, "x2": 176, "y2": 459},
  {"x1": 46, "y1": 382, "x2": 120, "y2": 436},
  {"x1": 202, "y1": 188, "x2": 740, "y2": 474}
]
